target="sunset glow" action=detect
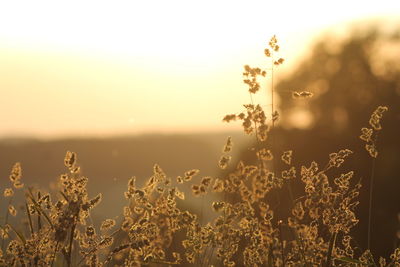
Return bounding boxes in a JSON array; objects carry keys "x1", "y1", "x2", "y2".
[{"x1": 1, "y1": 0, "x2": 399, "y2": 138}]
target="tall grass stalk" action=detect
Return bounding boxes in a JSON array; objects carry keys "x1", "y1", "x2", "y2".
[
  {"x1": 0, "y1": 36, "x2": 398, "y2": 267},
  {"x1": 368, "y1": 156, "x2": 376, "y2": 250}
]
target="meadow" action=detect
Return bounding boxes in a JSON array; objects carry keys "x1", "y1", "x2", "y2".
[{"x1": 1, "y1": 33, "x2": 399, "y2": 267}]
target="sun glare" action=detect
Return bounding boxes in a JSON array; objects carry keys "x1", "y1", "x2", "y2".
[{"x1": 0, "y1": 0, "x2": 399, "y2": 137}]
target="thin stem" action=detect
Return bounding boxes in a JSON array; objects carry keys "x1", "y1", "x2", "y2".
[
  {"x1": 270, "y1": 52, "x2": 276, "y2": 168},
  {"x1": 367, "y1": 157, "x2": 376, "y2": 250},
  {"x1": 1, "y1": 196, "x2": 13, "y2": 250},
  {"x1": 205, "y1": 245, "x2": 215, "y2": 267},
  {"x1": 198, "y1": 195, "x2": 206, "y2": 266},
  {"x1": 324, "y1": 231, "x2": 337, "y2": 267},
  {"x1": 200, "y1": 194, "x2": 204, "y2": 225},
  {"x1": 77, "y1": 228, "x2": 122, "y2": 266},
  {"x1": 200, "y1": 244, "x2": 210, "y2": 267},
  {"x1": 278, "y1": 221, "x2": 286, "y2": 266},
  {"x1": 37, "y1": 191, "x2": 42, "y2": 232},
  {"x1": 249, "y1": 92, "x2": 259, "y2": 143},
  {"x1": 25, "y1": 201, "x2": 34, "y2": 236},
  {"x1": 248, "y1": 92, "x2": 265, "y2": 172},
  {"x1": 268, "y1": 243, "x2": 275, "y2": 266},
  {"x1": 66, "y1": 221, "x2": 76, "y2": 267},
  {"x1": 51, "y1": 241, "x2": 59, "y2": 267},
  {"x1": 271, "y1": 56, "x2": 275, "y2": 130},
  {"x1": 292, "y1": 228, "x2": 308, "y2": 266},
  {"x1": 287, "y1": 179, "x2": 295, "y2": 204}
]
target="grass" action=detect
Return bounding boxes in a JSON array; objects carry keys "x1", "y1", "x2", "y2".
[{"x1": 1, "y1": 36, "x2": 399, "y2": 267}]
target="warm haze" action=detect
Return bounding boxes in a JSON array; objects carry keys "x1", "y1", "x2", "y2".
[{"x1": 1, "y1": 0, "x2": 399, "y2": 138}]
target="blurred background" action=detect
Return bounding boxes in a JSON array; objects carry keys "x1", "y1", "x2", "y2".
[{"x1": 1, "y1": 0, "x2": 399, "y2": 260}]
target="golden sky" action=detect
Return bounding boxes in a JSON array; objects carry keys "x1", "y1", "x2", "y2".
[{"x1": 1, "y1": 0, "x2": 399, "y2": 138}]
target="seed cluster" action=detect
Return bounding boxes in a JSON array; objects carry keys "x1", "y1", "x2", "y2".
[{"x1": 360, "y1": 106, "x2": 388, "y2": 158}]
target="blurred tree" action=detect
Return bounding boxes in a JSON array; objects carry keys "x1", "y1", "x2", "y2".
[
  {"x1": 273, "y1": 25, "x2": 400, "y2": 258},
  {"x1": 278, "y1": 27, "x2": 400, "y2": 134}
]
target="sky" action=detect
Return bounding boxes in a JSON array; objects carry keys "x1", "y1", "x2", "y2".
[{"x1": 1, "y1": 0, "x2": 399, "y2": 139}]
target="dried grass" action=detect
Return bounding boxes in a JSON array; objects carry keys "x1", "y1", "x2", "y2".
[{"x1": 0, "y1": 36, "x2": 399, "y2": 267}]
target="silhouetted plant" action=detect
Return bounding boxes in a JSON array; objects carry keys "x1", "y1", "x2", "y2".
[{"x1": 0, "y1": 35, "x2": 399, "y2": 267}]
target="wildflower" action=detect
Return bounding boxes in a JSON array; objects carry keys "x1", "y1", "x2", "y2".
[
  {"x1": 257, "y1": 124, "x2": 269, "y2": 141},
  {"x1": 360, "y1": 127, "x2": 373, "y2": 142},
  {"x1": 292, "y1": 91, "x2": 314, "y2": 99},
  {"x1": 121, "y1": 217, "x2": 133, "y2": 232},
  {"x1": 365, "y1": 143, "x2": 378, "y2": 158},
  {"x1": 88, "y1": 193, "x2": 102, "y2": 209},
  {"x1": 212, "y1": 178, "x2": 224, "y2": 192},
  {"x1": 191, "y1": 185, "x2": 201, "y2": 196},
  {"x1": 334, "y1": 171, "x2": 353, "y2": 190},
  {"x1": 13, "y1": 180, "x2": 24, "y2": 189},
  {"x1": 64, "y1": 151, "x2": 76, "y2": 168},
  {"x1": 274, "y1": 58, "x2": 285, "y2": 65},
  {"x1": 369, "y1": 106, "x2": 388, "y2": 130},
  {"x1": 272, "y1": 110, "x2": 279, "y2": 122},
  {"x1": 223, "y1": 136, "x2": 233, "y2": 153},
  {"x1": 243, "y1": 164, "x2": 257, "y2": 178},
  {"x1": 186, "y1": 253, "x2": 195, "y2": 263},
  {"x1": 219, "y1": 155, "x2": 231, "y2": 169},
  {"x1": 328, "y1": 149, "x2": 352, "y2": 168},
  {"x1": 156, "y1": 187, "x2": 164, "y2": 193},
  {"x1": 176, "y1": 175, "x2": 184, "y2": 183},
  {"x1": 309, "y1": 207, "x2": 320, "y2": 220},
  {"x1": 98, "y1": 236, "x2": 113, "y2": 249},
  {"x1": 3, "y1": 188, "x2": 14, "y2": 197},
  {"x1": 269, "y1": 35, "x2": 278, "y2": 49},
  {"x1": 390, "y1": 248, "x2": 400, "y2": 263},
  {"x1": 184, "y1": 169, "x2": 200, "y2": 181},
  {"x1": 172, "y1": 252, "x2": 182, "y2": 264},
  {"x1": 8, "y1": 205, "x2": 17, "y2": 216},
  {"x1": 282, "y1": 167, "x2": 296, "y2": 180},
  {"x1": 212, "y1": 202, "x2": 225, "y2": 212},
  {"x1": 242, "y1": 65, "x2": 264, "y2": 93},
  {"x1": 175, "y1": 189, "x2": 185, "y2": 200},
  {"x1": 379, "y1": 257, "x2": 386, "y2": 267},
  {"x1": 223, "y1": 114, "x2": 237, "y2": 122},
  {"x1": 281, "y1": 150, "x2": 293, "y2": 165},
  {"x1": 242, "y1": 117, "x2": 253, "y2": 134},
  {"x1": 100, "y1": 219, "x2": 116, "y2": 231},
  {"x1": 361, "y1": 106, "x2": 388, "y2": 158},
  {"x1": 257, "y1": 149, "x2": 273, "y2": 161},
  {"x1": 292, "y1": 201, "x2": 305, "y2": 220},
  {"x1": 224, "y1": 259, "x2": 236, "y2": 267},
  {"x1": 9, "y1": 162, "x2": 21, "y2": 182},
  {"x1": 133, "y1": 206, "x2": 144, "y2": 214},
  {"x1": 201, "y1": 176, "x2": 213, "y2": 187},
  {"x1": 199, "y1": 185, "x2": 206, "y2": 194}
]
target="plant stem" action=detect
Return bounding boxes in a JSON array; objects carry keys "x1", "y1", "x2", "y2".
[
  {"x1": 278, "y1": 221, "x2": 286, "y2": 266},
  {"x1": 367, "y1": 157, "x2": 376, "y2": 250},
  {"x1": 25, "y1": 201, "x2": 34, "y2": 236},
  {"x1": 37, "y1": 191, "x2": 42, "y2": 232},
  {"x1": 324, "y1": 231, "x2": 337, "y2": 267},
  {"x1": 67, "y1": 221, "x2": 76, "y2": 267},
  {"x1": 1, "y1": 197, "x2": 13, "y2": 250},
  {"x1": 270, "y1": 52, "x2": 276, "y2": 165},
  {"x1": 51, "y1": 241, "x2": 59, "y2": 267},
  {"x1": 205, "y1": 245, "x2": 215, "y2": 267},
  {"x1": 271, "y1": 55, "x2": 275, "y2": 130}
]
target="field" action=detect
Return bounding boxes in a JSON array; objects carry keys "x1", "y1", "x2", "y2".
[{"x1": 1, "y1": 32, "x2": 400, "y2": 267}]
